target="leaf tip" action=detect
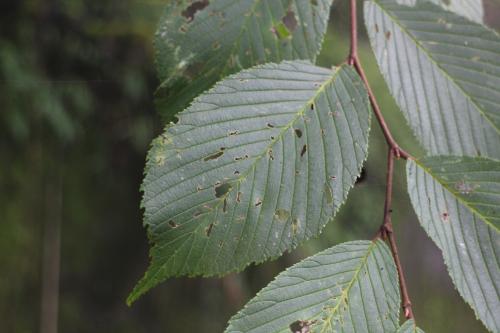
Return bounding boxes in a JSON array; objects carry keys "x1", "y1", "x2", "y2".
[{"x1": 126, "y1": 265, "x2": 158, "y2": 307}]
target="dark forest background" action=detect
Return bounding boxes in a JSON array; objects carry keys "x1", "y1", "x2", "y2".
[{"x1": 1, "y1": 0, "x2": 498, "y2": 332}]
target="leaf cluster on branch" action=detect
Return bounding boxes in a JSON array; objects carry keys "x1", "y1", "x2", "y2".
[{"x1": 127, "y1": 0, "x2": 500, "y2": 332}]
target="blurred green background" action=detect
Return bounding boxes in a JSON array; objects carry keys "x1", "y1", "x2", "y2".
[{"x1": 1, "y1": 0, "x2": 497, "y2": 332}]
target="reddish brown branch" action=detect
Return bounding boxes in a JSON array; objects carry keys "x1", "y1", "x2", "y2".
[
  {"x1": 348, "y1": 0, "x2": 414, "y2": 320},
  {"x1": 352, "y1": 61, "x2": 411, "y2": 160},
  {"x1": 377, "y1": 148, "x2": 414, "y2": 320},
  {"x1": 347, "y1": 0, "x2": 411, "y2": 160}
]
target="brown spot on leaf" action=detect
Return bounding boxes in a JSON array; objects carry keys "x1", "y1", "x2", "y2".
[
  {"x1": 235, "y1": 155, "x2": 249, "y2": 161},
  {"x1": 267, "y1": 123, "x2": 275, "y2": 128},
  {"x1": 385, "y1": 31, "x2": 391, "y2": 40},
  {"x1": 271, "y1": 9, "x2": 297, "y2": 39},
  {"x1": 255, "y1": 198, "x2": 262, "y2": 207},
  {"x1": 442, "y1": 212, "x2": 449, "y2": 222},
  {"x1": 290, "y1": 320, "x2": 316, "y2": 333},
  {"x1": 291, "y1": 218, "x2": 300, "y2": 235},
  {"x1": 236, "y1": 191, "x2": 242, "y2": 203},
  {"x1": 182, "y1": 0, "x2": 209, "y2": 22},
  {"x1": 205, "y1": 223, "x2": 214, "y2": 236},
  {"x1": 300, "y1": 145, "x2": 307, "y2": 157},
  {"x1": 282, "y1": 10, "x2": 298, "y2": 32},
  {"x1": 215, "y1": 183, "x2": 232, "y2": 198},
  {"x1": 275, "y1": 209, "x2": 290, "y2": 221},
  {"x1": 204, "y1": 150, "x2": 224, "y2": 161},
  {"x1": 375, "y1": 24, "x2": 379, "y2": 33},
  {"x1": 184, "y1": 62, "x2": 205, "y2": 80},
  {"x1": 168, "y1": 220, "x2": 178, "y2": 228},
  {"x1": 295, "y1": 128, "x2": 302, "y2": 138}
]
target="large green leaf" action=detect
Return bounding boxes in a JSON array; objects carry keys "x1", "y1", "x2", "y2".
[
  {"x1": 154, "y1": 0, "x2": 333, "y2": 119},
  {"x1": 407, "y1": 156, "x2": 500, "y2": 331},
  {"x1": 364, "y1": 0, "x2": 500, "y2": 158},
  {"x1": 127, "y1": 61, "x2": 371, "y2": 304},
  {"x1": 396, "y1": 320, "x2": 425, "y2": 333},
  {"x1": 225, "y1": 240, "x2": 400, "y2": 333}
]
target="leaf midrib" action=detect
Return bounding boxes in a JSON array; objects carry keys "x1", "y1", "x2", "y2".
[
  {"x1": 318, "y1": 241, "x2": 377, "y2": 333},
  {"x1": 190, "y1": 65, "x2": 343, "y2": 223},
  {"x1": 142, "y1": 65, "x2": 344, "y2": 290}
]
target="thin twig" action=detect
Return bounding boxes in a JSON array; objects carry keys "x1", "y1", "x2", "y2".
[
  {"x1": 347, "y1": 0, "x2": 415, "y2": 320},
  {"x1": 348, "y1": 0, "x2": 358, "y2": 66},
  {"x1": 347, "y1": 0, "x2": 411, "y2": 160},
  {"x1": 378, "y1": 148, "x2": 414, "y2": 320}
]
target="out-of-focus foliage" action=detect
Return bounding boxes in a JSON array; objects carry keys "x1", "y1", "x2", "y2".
[
  {"x1": 0, "y1": 1, "x2": 162, "y2": 331},
  {"x1": 0, "y1": 0, "x2": 494, "y2": 332}
]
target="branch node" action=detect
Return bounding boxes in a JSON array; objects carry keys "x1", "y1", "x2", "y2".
[{"x1": 348, "y1": 0, "x2": 415, "y2": 321}]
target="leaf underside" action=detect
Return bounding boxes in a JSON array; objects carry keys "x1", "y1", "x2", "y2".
[
  {"x1": 369, "y1": 2, "x2": 500, "y2": 330},
  {"x1": 396, "y1": 319, "x2": 425, "y2": 333},
  {"x1": 225, "y1": 240, "x2": 400, "y2": 333},
  {"x1": 127, "y1": 61, "x2": 371, "y2": 305},
  {"x1": 365, "y1": 0, "x2": 500, "y2": 159},
  {"x1": 407, "y1": 156, "x2": 500, "y2": 332},
  {"x1": 154, "y1": 0, "x2": 333, "y2": 119},
  {"x1": 394, "y1": 0, "x2": 484, "y2": 24}
]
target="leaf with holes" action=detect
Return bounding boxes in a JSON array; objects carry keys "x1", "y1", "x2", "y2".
[
  {"x1": 364, "y1": 0, "x2": 500, "y2": 158},
  {"x1": 396, "y1": 320, "x2": 425, "y2": 333},
  {"x1": 154, "y1": 0, "x2": 333, "y2": 119},
  {"x1": 225, "y1": 240, "x2": 400, "y2": 333},
  {"x1": 126, "y1": 61, "x2": 371, "y2": 305},
  {"x1": 407, "y1": 156, "x2": 500, "y2": 332}
]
